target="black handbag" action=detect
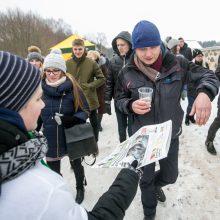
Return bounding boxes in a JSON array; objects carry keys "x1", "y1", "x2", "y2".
[{"x1": 64, "y1": 122, "x2": 98, "y2": 163}]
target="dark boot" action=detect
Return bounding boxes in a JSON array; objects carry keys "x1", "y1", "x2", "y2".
[
  {"x1": 185, "y1": 115, "x2": 190, "y2": 126},
  {"x1": 144, "y1": 213, "x2": 156, "y2": 220},
  {"x1": 98, "y1": 113, "x2": 103, "y2": 132},
  {"x1": 189, "y1": 115, "x2": 196, "y2": 124},
  {"x1": 155, "y1": 186, "x2": 166, "y2": 202},
  {"x1": 205, "y1": 140, "x2": 217, "y2": 155},
  {"x1": 70, "y1": 158, "x2": 87, "y2": 204},
  {"x1": 75, "y1": 188, "x2": 85, "y2": 204}
]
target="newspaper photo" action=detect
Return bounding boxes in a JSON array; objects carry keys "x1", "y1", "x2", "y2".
[{"x1": 93, "y1": 120, "x2": 172, "y2": 169}]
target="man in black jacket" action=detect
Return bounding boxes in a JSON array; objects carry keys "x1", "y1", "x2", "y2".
[
  {"x1": 105, "y1": 31, "x2": 133, "y2": 143},
  {"x1": 115, "y1": 20, "x2": 219, "y2": 220},
  {"x1": 178, "y1": 37, "x2": 193, "y2": 61}
]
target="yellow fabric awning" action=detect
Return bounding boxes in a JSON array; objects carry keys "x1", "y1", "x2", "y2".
[{"x1": 50, "y1": 34, "x2": 95, "y2": 61}]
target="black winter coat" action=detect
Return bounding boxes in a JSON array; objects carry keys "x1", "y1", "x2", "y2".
[
  {"x1": 115, "y1": 51, "x2": 219, "y2": 139},
  {"x1": 179, "y1": 43, "x2": 193, "y2": 61},
  {"x1": 41, "y1": 79, "x2": 89, "y2": 158},
  {"x1": 105, "y1": 31, "x2": 133, "y2": 101}
]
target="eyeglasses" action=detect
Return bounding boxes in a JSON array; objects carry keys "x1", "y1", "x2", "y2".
[{"x1": 45, "y1": 69, "x2": 61, "y2": 75}]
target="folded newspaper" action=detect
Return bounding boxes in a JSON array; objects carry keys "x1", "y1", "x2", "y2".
[{"x1": 93, "y1": 120, "x2": 172, "y2": 169}]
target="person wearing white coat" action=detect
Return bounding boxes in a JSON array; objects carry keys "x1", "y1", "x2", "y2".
[{"x1": 0, "y1": 51, "x2": 140, "y2": 220}]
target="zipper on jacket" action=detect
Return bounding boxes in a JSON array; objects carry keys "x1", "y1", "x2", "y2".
[{"x1": 56, "y1": 92, "x2": 65, "y2": 157}]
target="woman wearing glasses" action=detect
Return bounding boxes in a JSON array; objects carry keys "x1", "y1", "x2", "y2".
[{"x1": 41, "y1": 48, "x2": 89, "y2": 204}]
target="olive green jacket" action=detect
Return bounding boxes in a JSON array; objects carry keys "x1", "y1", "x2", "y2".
[{"x1": 66, "y1": 54, "x2": 105, "y2": 111}]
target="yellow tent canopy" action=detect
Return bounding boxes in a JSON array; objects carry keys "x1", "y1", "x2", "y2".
[{"x1": 50, "y1": 34, "x2": 96, "y2": 60}]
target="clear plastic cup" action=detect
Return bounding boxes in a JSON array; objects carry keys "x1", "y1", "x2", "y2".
[{"x1": 138, "y1": 87, "x2": 153, "y2": 103}]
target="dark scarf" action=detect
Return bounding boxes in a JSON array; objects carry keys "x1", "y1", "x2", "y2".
[
  {"x1": 134, "y1": 54, "x2": 162, "y2": 82},
  {"x1": 0, "y1": 108, "x2": 26, "y2": 132},
  {"x1": 0, "y1": 131, "x2": 48, "y2": 195}
]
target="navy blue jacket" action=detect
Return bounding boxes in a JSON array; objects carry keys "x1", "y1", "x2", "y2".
[{"x1": 41, "y1": 79, "x2": 89, "y2": 158}]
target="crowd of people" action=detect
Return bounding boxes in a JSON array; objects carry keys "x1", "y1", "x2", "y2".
[{"x1": 0, "y1": 19, "x2": 219, "y2": 220}]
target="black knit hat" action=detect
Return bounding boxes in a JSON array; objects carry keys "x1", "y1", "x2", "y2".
[
  {"x1": 193, "y1": 49, "x2": 203, "y2": 58},
  {"x1": 0, "y1": 51, "x2": 41, "y2": 112}
]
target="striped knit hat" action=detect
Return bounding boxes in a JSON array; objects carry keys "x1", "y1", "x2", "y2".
[{"x1": 0, "y1": 51, "x2": 41, "y2": 112}]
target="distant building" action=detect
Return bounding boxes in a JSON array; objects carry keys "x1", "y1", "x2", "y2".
[{"x1": 185, "y1": 40, "x2": 203, "y2": 49}]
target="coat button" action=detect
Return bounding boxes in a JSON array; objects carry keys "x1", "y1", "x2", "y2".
[{"x1": 15, "y1": 134, "x2": 20, "y2": 140}]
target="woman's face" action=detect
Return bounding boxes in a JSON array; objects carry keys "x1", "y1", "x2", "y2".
[
  {"x1": 29, "y1": 59, "x2": 42, "y2": 69},
  {"x1": 44, "y1": 68, "x2": 62, "y2": 83},
  {"x1": 19, "y1": 86, "x2": 45, "y2": 131}
]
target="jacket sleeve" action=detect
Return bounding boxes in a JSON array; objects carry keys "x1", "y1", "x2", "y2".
[
  {"x1": 115, "y1": 69, "x2": 134, "y2": 115},
  {"x1": 87, "y1": 169, "x2": 139, "y2": 220},
  {"x1": 105, "y1": 61, "x2": 115, "y2": 101},
  {"x1": 215, "y1": 63, "x2": 220, "y2": 81},
  {"x1": 87, "y1": 62, "x2": 105, "y2": 89},
  {"x1": 187, "y1": 61, "x2": 219, "y2": 100}
]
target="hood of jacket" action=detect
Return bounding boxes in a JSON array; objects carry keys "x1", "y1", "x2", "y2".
[{"x1": 112, "y1": 31, "x2": 133, "y2": 56}]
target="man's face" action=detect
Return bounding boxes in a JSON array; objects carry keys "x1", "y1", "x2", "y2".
[
  {"x1": 195, "y1": 54, "x2": 204, "y2": 63},
  {"x1": 116, "y1": 38, "x2": 130, "y2": 56},
  {"x1": 135, "y1": 46, "x2": 161, "y2": 65},
  {"x1": 179, "y1": 39, "x2": 184, "y2": 48},
  {"x1": 72, "y1": 46, "x2": 85, "y2": 58}
]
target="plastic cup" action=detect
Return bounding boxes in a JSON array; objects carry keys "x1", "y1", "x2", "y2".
[{"x1": 138, "y1": 87, "x2": 153, "y2": 103}]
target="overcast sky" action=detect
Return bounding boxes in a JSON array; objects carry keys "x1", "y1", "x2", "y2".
[{"x1": 0, "y1": 0, "x2": 219, "y2": 47}]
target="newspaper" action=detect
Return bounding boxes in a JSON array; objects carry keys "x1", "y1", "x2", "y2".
[{"x1": 93, "y1": 120, "x2": 172, "y2": 169}]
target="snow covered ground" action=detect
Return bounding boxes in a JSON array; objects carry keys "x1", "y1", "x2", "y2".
[{"x1": 61, "y1": 96, "x2": 220, "y2": 220}]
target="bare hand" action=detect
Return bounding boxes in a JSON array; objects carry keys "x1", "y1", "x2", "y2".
[
  {"x1": 132, "y1": 99, "x2": 151, "y2": 115},
  {"x1": 190, "y1": 93, "x2": 211, "y2": 126}
]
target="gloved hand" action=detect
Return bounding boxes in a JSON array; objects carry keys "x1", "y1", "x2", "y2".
[
  {"x1": 181, "y1": 89, "x2": 187, "y2": 100},
  {"x1": 54, "y1": 113, "x2": 83, "y2": 128},
  {"x1": 54, "y1": 113, "x2": 63, "y2": 125},
  {"x1": 105, "y1": 101, "x2": 111, "y2": 115},
  {"x1": 121, "y1": 157, "x2": 143, "y2": 178}
]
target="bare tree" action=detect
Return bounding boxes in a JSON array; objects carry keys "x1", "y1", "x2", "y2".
[{"x1": 0, "y1": 8, "x2": 72, "y2": 57}]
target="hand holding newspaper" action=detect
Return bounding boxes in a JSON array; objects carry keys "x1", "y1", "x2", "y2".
[{"x1": 93, "y1": 120, "x2": 172, "y2": 169}]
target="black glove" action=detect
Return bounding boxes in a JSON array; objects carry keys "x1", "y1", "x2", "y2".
[
  {"x1": 121, "y1": 159, "x2": 143, "y2": 179},
  {"x1": 105, "y1": 101, "x2": 111, "y2": 115}
]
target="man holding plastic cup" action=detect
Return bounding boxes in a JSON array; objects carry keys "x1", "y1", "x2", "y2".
[{"x1": 115, "y1": 20, "x2": 219, "y2": 220}]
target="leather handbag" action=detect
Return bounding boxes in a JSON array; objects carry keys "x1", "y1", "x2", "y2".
[{"x1": 64, "y1": 122, "x2": 98, "y2": 162}]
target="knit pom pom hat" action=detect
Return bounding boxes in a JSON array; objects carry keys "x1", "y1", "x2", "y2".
[
  {"x1": 132, "y1": 20, "x2": 161, "y2": 49},
  {"x1": 43, "y1": 48, "x2": 66, "y2": 73},
  {"x1": 0, "y1": 51, "x2": 41, "y2": 111},
  {"x1": 27, "y1": 45, "x2": 43, "y2": 62}
]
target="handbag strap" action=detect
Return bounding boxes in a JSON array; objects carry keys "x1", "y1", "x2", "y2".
[{"x1": 82, "y1": 156, "x2": 96, "y2": 166}]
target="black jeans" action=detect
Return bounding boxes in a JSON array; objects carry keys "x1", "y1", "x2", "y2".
[
  {"x1": 115, "y1": 104, "x2": 132, "y2": 143},
  {"x1": 89, "y1": 109, "x2": 99, "y2": 142},
  {"x1": 140, "y1": 138, "x2": 179, "y2": 216},
  {"x1": 207, "y1": 108, "x2": 220, "y2": 141}
]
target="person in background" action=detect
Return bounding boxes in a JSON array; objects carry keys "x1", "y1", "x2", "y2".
[
  {"x1": 0, "y1": 50, "x2": 141, "y2": 220},
  {"x1": 105, "y1": 31, "x2": 133, "y2": 143},
  {"x1": 41, "y1": 48, "x2": 89, "y2": 204},
  {"x1": 178, "y1": 37, "x2": 193, "y2": 61},
  {"x1": 66, "y1": 39, "x2": 105, "y2": 143},
  {"x1": 185, "y1": 49, "x2": 210, "y2": 125},
  {"x1": 115, "y1": 20, "x2": 219, "y2": 220},
  {"x1": 27, "y1": 45, "x2": 44, "y2": 132},
  {"x1": 27, "y1": 45, "x2": 44, "y2": 72},
  {"x1": 205, "y1": 61, "x2": 220, "y2": 155},
  {"x1": 87, "y1": 50, "x2": 108, "y2": 131}
]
